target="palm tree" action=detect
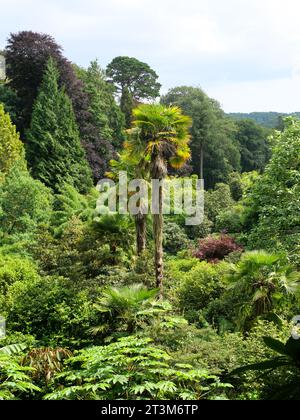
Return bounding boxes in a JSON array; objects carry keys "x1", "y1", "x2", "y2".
[
  {"x1": 127, "y1": 104, "x2": 191, "y2": 293},
  {"x1": 92, "y1": 284, "x2": 161, "y2": 334},
  {"x1": 107, "y1": 143, "x2": 150, "y2": 256},
  {"x1": 228, "y1": 251, "x2": 300, "y2": 329}
]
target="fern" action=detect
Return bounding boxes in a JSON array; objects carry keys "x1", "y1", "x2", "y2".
[{"x1": 0, "y1": 343, "x2": 27, "y2": 355}]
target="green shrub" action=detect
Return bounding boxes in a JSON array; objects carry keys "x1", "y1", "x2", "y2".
[
  {"x1": 0, "y1": 352, "x2": 40, "y2": 400},
  {"x1": 205, "y1": 183, "x2": 234, "y2": 226},
  {"x1": 166, "y1": 258, "x2": 230, "y2": 322},
  {"x1": 232, "y1": 327, "x2": 300, "y2": 400},
  {"x1": 216, "y1": 204, "x2": 246, "y2": 234},
  {"x1": 45, "y1": 336, "x2": 230, "y2": 400},
  {"x1": 228, "y1": 172, "x2": 243, "y2": 201},
  {"x1": 151, "y1": 320, "x2": 291, "y2": 399},
  {"x1": 163, "y1": 221, "x2": 190, "y2": 254},
  {"x1": 32, "y1": 214, "x2": 136, "y2": 282},
  {"x1": 3, "y1": 275, "x2": 96, "y2": 348},
  {"x1": 0, "y1": 255, "x2": 39, "y2": 296},
  {"x1": 140, "y1": 316, "x2": 291, "y2": 399},
  {"x1": 0, "y1": 165, "x2": 53, "y2": 240},
  {"x1": 205, "y1": 251, "x2": 300, "y2": 332}
]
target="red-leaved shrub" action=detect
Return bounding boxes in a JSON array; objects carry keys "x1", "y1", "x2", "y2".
[{"x1": 193, "y1": 235, "x2": 243, "y2": 263}]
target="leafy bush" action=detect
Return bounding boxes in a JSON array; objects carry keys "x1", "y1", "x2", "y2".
[
  {"x1": 186, "y1": 215, "x2": 213, "y2": 240},
  {"x1": 163, "y1": 221, "x2": 190, "y2": 254},
  {"x1": 32, "y1": 215, "x2": 135, "y2": 282},
  {"x1": 91, "y1": 284, "x2": 164, "y2": 335},
  {"x1": 205, "y1": 251, "x2": 300, "y2": 331},
  {"x1": 3, "y1": 275, "x2": 96, "y2": 347},
  {"x1": 228, "y1": 172, "x2": 243, "y2": 201},
  {"x1": 148, "y1": 319, "x2": 291, "y2": 399},
  {"x1": 166, "y1": 258, "x2": 229, "y2": 322},
  {"x1": 216, "y1": 204, "x2": 246, "y2": 234},
  {"x1": 169, "y1": 321, "x2": 290, "y2": 374},
  {"x1": 0, "y1": 352, "x2": 40, "y2": 400},
  {"x1": 0, "y1": 165, "x2": 53, "y2": 240},
  {"x1": 205, "y1": 183, "x2": 234, "y2": 226},
  {"x1": 193, "y1": 235, "x2": 243, "y2": 263},
  {"x1": 0, "y1": 255, "x2": 39, "y2": 296},
  {"x1": 232, "y1": 329, "x2": 300, "y2": 400},
  {"x1": 92, "y1": 259, "x2": 156, "y2": 291},
  {"x1": 45, "y1": 337, "x2": 231, "y2": 400}
]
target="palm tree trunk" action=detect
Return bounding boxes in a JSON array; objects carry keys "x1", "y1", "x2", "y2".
[
  {"x1": 135, "y1": 212, "x2": 146, "y2": 256},
  {"x1": 153, "y1": 187, "x2": 164, "y2": 294},
  {"x1": 151, "y1": 153, "x2": 165, "y2": 295}
]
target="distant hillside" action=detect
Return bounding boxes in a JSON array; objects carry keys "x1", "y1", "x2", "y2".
[{"x1": 227, "y1": 112, "x2": 300, "y2": 128}]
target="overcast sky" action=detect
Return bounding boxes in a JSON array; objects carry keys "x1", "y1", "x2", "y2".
[{"x1": 1, "y1": 0, "x2": 300, "y2": 112}]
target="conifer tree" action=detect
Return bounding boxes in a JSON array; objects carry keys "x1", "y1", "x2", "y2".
[
  {"x1": 121, "y1": 86, "x2": 135, "y2": 128},
  {"x1": 0, "y1": 103, "x2": 25, "y2": 174},
  {"x1": 76, "y1": 60, "x2": 125, "y2": 149},
  {"x1": 26, "y1": 58, "x2": 92, "y2": 193},
  {"x1": 5, "y1": 32, "x2": 116, "y2": 181}
]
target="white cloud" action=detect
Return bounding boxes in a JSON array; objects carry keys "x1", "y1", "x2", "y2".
[
  {"x1": 0, "y1": 0, "x2": 300, "y2": 111},
  {"x1": 208, "y1": 74, "x2": 300, "y2": 113},
  {"x1": 160, "y1": 14, "x2": 234, "y2": 55}
]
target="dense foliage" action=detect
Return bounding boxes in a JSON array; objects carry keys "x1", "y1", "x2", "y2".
[
  {"x1": 228, "y1": 112, "x2": 300, "y2": 129},
  {"x1": 5, "y1": 31, "x2": 119, "y2": 181},
  {"x1": 0, "y1": 103, "x2": 25, "y2": 174},
  {"x1": 107, "y1": 56, "x2": 161, "y2": 128},
  {"x1": 26, "y1": 59, "x2": 92, "y2": 192},
  {"x1": 234, "y1": 119, "x2": 271, "y2": 173},
  {"x1": 45, "y1": 337, "x2": 230, "y2": 400},
  {"x1": 245, "y1": 118, "x2": 300, "y2": 265},
  {"x1": 162, "y1": 86, "x2": 241, "y2": 188},
  {"x1": 0, "y1": 31, "x2": 299, "y2": 402}
]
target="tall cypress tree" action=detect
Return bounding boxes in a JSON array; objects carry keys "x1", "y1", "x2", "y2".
[
  {"x1": 5, "y1": 32, "x2": 116, "y2": 181},
  {"x1": 26, "y1": 58, "x2": 92, "y2": 193},
  {"x1": 76, "y1": 60, "x2": 125, "y2": 149},
  {"x1": 120, "y1": 86, "x2": 135, "y2": 128}
]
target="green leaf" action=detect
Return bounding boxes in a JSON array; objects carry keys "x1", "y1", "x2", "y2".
[
  {"x1": 0, "y1": 343, "x2": 27, "y2": 355},
  {"x1": 231, "y1": 358, "x2": 290, "y2": 375},
  {"x1": 285, "y1": 337, "x2": 300, "y2": 360},
  {"x1": 263, "y1": 337, "x2": 289, "y2": 356}
]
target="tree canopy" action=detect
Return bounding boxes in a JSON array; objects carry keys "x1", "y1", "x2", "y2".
[
  {"x1": 246, "y1": 118, "x2": 300, "y2": 264},
  {"x1": 5, "y1": 31, "x2": 116, "y2": 180},
  {"x1": 107, "y1": 56, "x2": 161, "y2": 100},
  {"x1": 234, "y1": 119, "x2": 271, "y2": 173},
  {"x1": 1, "y1": 28, "x2": 300, "y2": 403},
  {"x1": 162, "y1": 86, "x2": 241, "y2": 188},
  {"x1": 107, "y1": 56, "x2": 161, "y2": 128}
]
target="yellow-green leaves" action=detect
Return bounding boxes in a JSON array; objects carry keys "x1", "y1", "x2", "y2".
[{"x1": 0, "y1": 103, "x2": 25, "y2": 174}]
